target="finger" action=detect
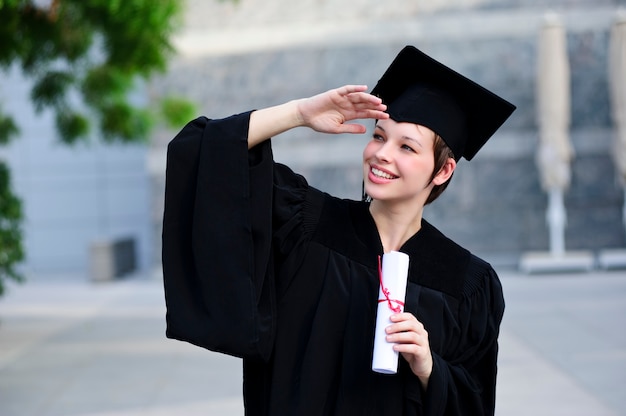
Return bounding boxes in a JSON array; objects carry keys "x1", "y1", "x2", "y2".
[
  {"x1": 387, "y1": 330, "x2": 421, "y2": 345},
  {"x1": 336, "y1": 123, "x2": 367, "y2": 134},
  {"x1": 357, "y1": 109, "x2": 389, "y2": 120},
  {"x1": 338, "y1": 85, "x2": 369, "y2": 95},
  {"x1": 395, "y1": 344, "x2": 430, "y2": 362},
  {"x1": 385, "y1": 330, "x2": 428, "y2": 344},
  {"x1": 350, "y1": 100, "x2": 382, "y2": 109},
  {"x1": 346, "y1": 91, "x2": 385, "y2": 107},
  {"x1": 345, "y1": 99, "x2": 387, "y2": 116},
  {"x1": 386, "y1": 318, "x2": 425, "y2": 335},
  {"x1": 337, "y1": 108, "x2": 387, "y2": 127},
  {"x1": 389, "y1": 321, "x2": 426, "y2": 336},
  {"x1": 394, "y1": 341, "x2": 429, "y2": 353},
  {"x1": 389, "y1": 312, "x2": 417, "y2": 322},
  {"x1": 388, "y1": 313, "x2": 418, "y2": 327}
]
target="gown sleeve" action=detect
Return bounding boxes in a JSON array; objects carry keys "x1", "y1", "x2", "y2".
[
  {"x1": 162, "y1": 112, "x2": 279, "y2": 361},
  {"x1": 419, "y1": 258, "x2": 505, "y2": 416}
]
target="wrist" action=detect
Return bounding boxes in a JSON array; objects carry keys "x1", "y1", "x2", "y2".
[
  {"x1": 292, "y1": 98, "x2": 307, "y2": 128},
  {"x1": 414, "y1": 359, "x2": 433, "y2": 391},
  {"x1": 418, "y1": 373, "x2": 430, "y2": 391}
]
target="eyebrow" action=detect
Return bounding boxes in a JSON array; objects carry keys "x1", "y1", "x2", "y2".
[{"x1": 375, "y1": 124, "x2": 423, "y2": 148}]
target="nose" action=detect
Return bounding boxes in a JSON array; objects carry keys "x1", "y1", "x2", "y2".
[{"x1": 374, "y1": 141, "x2": 392, "y2": 163}]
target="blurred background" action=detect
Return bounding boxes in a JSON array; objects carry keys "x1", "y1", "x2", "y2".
[
  {"x1": 0, "y1": 0, "x2": 625, "y2": 415},
  {"x1": 151, "y1": 0, "x2": 626, "y2": 273},
  {"x1": 1, "y1": 0, "x2": 626, "y2": 278}
]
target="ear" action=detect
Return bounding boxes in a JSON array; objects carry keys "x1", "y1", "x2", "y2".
[{"x1": 432, "y1": 158, "x2": 456, "y2": 185}]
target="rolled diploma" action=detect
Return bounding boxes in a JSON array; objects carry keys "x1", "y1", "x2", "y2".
[{"x1": 372, "y1": 251, "x2": 410, "y2": 374}]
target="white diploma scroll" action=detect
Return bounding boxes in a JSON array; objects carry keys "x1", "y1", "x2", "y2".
[{"x1": 372, "y1": 251, "x2": 410, "y2": 374}]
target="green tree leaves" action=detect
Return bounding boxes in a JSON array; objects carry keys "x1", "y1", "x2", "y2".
[
  {"x1": 0, "y1": 162, "x2": 23, "y2": 296},
  {"x1": 1, "y1": 0, "x2": 189, "y2": 144},
  {"x1": 0, "y1": 0, "x2": 195, "y2": 294}
]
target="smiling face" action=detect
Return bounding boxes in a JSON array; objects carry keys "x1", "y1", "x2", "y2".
[{"x1": 363, "y1": 118, "x2": 453, "y2": 209}]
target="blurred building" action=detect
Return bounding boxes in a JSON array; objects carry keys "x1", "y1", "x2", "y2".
[
  {"x1": 2, "y1": 0, "x2": 625, "y2": 278},
  {"x1": 150, "y1": 0, "x2": 626, "y2": 271},
  {"x1": 0, "y1": 66, "x2": 152, "y2": 279}
]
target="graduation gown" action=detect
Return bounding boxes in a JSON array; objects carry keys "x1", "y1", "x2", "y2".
[{"x1": 162, "y1": 112, "x2": 505, "y2": 416}]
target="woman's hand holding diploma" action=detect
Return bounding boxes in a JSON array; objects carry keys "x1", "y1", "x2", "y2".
[{"x1": 387, "y1": 313, "x2": 433, "y2": 390}]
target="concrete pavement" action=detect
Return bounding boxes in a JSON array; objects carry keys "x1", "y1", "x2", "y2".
[{"x1": 0, "y1": 269, "x2": 624, "y2": 416}]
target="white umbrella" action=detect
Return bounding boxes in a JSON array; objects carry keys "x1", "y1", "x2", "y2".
[
  {"x1": 609, "y1": 9, "x2": 626, "y2": 231},
  {"x1": 536, "y1": 12, "x2": 573, "y2": 255}
]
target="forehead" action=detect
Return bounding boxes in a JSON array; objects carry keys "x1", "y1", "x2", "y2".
[{"x1": 376, "y1": 118, "x2": 436, "y2": 140}]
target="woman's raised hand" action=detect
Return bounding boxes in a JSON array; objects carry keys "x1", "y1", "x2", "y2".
[
  {"x1": 248, "y1": 85, "x2": 388, "y2": 149},
  {"x1": 296, "y1": 85, "x2": 389, "y2": 134}
]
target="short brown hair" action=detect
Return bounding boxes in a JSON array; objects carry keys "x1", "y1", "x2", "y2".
[{"x1": 425, "y1": 134, "x2": 455, "y2": 205}]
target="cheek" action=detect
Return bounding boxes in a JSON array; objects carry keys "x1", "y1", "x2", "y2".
[
  {"x1": 402, "y1": 158, "x2": 436, "y2": 182},
  {"x1": 362, "y1": 141, "x2": 376, "y2": 161}
]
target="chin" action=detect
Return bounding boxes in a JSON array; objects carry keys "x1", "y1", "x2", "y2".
[{"x1": 363, "y1": 188, "x2": 386, "y2": 202}]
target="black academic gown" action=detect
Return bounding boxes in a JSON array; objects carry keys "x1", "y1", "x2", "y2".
[{"x1": 162, "y1": 112, "x2": 505, "y2": 416}]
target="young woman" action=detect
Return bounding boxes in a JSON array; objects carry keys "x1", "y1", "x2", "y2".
[{"x1": 162, "y1": 46, "x2": 516, "y2": 415}]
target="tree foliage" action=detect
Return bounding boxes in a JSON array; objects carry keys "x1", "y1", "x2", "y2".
[
  {"x1": 0, "y1": 0, "x2": 195, "y2": 294},
  {"x1": 0, "y1": 162, "x2": 23, "y2": 296}
]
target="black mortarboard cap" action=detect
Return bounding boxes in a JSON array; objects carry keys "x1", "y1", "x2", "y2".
[{"x1": 371, "y1": 46, "x2": 516, "y2": 161}]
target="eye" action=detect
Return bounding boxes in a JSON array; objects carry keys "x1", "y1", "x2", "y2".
[
  {"x1": 401, "y1": 144, "x2": 415, "y2": 152},
  {"x1": 372, "y1": 133, "x2": 385, "y2": 141}
]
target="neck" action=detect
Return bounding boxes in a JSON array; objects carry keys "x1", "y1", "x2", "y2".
[{"x1": 369, "y1": 200, "x2": 425, "y2": 253}]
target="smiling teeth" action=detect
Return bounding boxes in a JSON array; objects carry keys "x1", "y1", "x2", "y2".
[{"x1": 372, "y1": 167, "x2": 397, "y2": 179}]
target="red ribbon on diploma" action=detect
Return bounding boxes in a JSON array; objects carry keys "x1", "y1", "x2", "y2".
[{"x1": 377, "y1": 255, "x2": 405, "y2": 313}]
